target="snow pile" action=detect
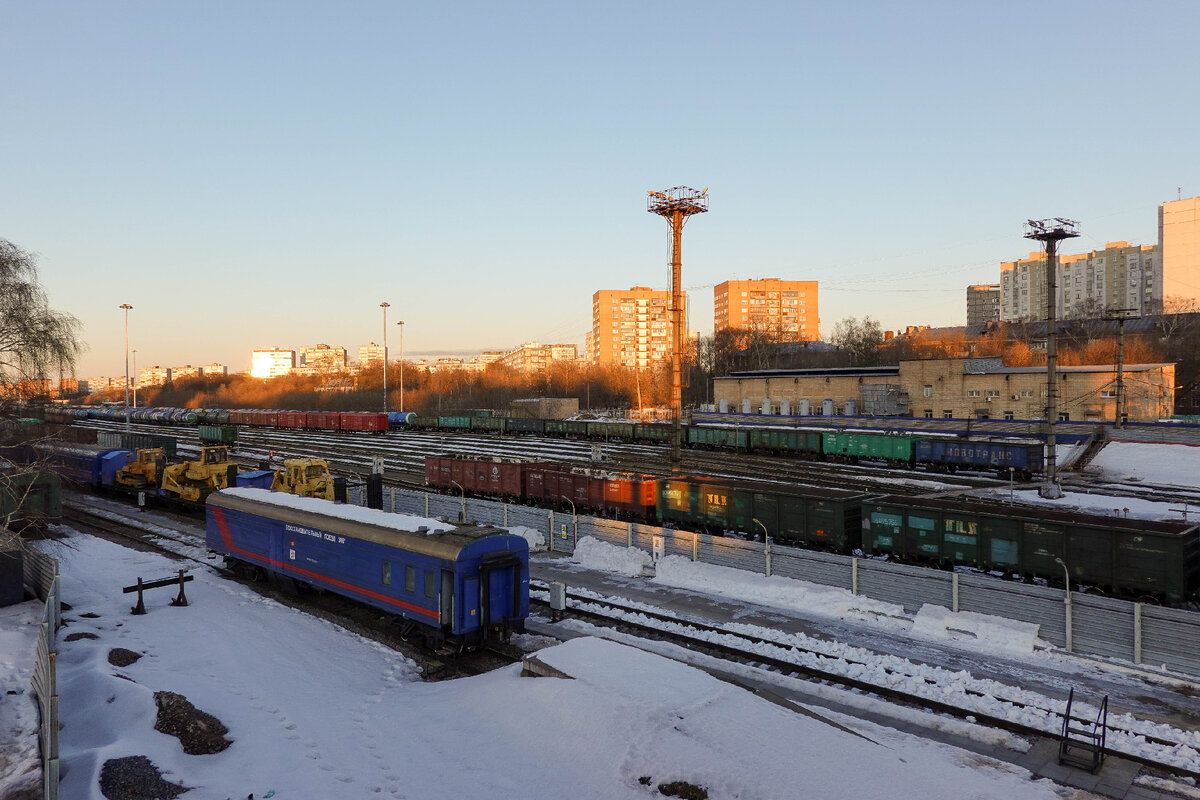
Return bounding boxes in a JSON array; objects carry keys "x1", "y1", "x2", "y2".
[
  {"x1": 1007, "y1": 488, "x2": 1181, "y2": 522},
  {"x1": 1090, "y1": 441, "x2": 1200, "y2": 489},
  {"x1": 0, "y1": 600, "x2": 41, "y2": 799},
  {"x1": 507, "y1": 525, "x2": 547, "y2": 553},
  {"x1": 653, "y1": 553, "x2": 907, "y2": 622},
  {"x1": 571, "y1": 535, "x2": 651, "y2": 577},
  {"x1": 911, "y1": 604, "x2": 1039, "y2": 655}
]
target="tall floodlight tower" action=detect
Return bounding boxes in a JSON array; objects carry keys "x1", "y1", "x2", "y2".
[
  {"x1": 1024, "y1": 218, "x2": 1080, "y2": 499},
  {"x1": 648, "y1": 186, "x2": 709, "y2": 465}
]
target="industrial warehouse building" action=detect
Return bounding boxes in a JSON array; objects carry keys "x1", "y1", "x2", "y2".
[{"x1": 712, "y1": 357, "x2": 1175, "y2": 423}]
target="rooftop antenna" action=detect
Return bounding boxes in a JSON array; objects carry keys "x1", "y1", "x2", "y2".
[
  {"x1": 1024, "y1": 217, "x2": 1080, "y2": 499},
  {"x1": 648, "y1": 186, "x2": 709, "y2": 465}
]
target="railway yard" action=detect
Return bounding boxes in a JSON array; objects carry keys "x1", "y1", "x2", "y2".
[{"x1": 7, "y1": 415, "x2": 1200, "y2": 799}]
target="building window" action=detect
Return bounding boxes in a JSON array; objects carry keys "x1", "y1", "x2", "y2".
[
  {"x1": 923, "y1": 385, "x2": 933, "y2": 397},
  {"x1": 967, "y1": 390, "x2": 981, "y2": 398},
  {"x1": 943, "y1": 410, "x2": 953, "y2": 418},
  {"x1": 924, "y1": 409, "x2": 933, "y2": 418},
  {"x1": 1003, "y1": 411, "x2": 1014, "y2": 420}
]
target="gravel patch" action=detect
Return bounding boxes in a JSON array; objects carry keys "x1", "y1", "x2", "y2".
[
  {"x1": 99, "y1": 755, "x2": 188, "y2": 800},
  {"x1": 108, "y1": 648, "x2": 142, "y2": 667},
  {"x1": 153, "y1": 692, "x2": 232, "y2": 755},
  {"x1": 64, "y1": 631, "x2": 98, "y2": 642}
]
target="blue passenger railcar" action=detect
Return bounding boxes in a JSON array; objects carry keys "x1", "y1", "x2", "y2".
[
  {"x1": 206, "y1": 488, "x2": 529, "y2": 647},
  {"x1": 35, "y1": 442, "x2": 133, "y2": 489}
]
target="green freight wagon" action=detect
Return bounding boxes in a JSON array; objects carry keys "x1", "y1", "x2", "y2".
[
  {"x1": 687, "y1": 425, "x2": 748, "y2": 450},
  {"x1": 506, "y1": 418, "x2": 545, "y2": 435},
  {"x1": 862, "y1": 495, "x2": 1200, "y2": 602},
  {"x1": 198, "y1": 424, "x2": 238, "y2": 445},
  {"x1": 470, "y1": 416, "x2": 506, "y2": 433},
  {"x1": 657, "y1": 476, "x2": 869, "y2": 550},
  {"x1": 544, "y1": 420, "x2": 569, "y2": 436},
  {"x1": 748, "y1": 428, "x2": 822, "y2": 455},
  {"x1": 634, "y1": 423, "x2": 673, "y2": 444},
  {"x1": 437, "y1": 415, "x2": 472, "y2": 430},
  {"x1": 587, "y1": 421, "x2": 634, "y2": 440},
  {"x1": 822, "y1": 431, "x2": 915, "y2": 466}
]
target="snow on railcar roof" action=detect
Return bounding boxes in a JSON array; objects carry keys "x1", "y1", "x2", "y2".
[{"x1": 214, "y1": 487, "x2": 453, "y2": 534}]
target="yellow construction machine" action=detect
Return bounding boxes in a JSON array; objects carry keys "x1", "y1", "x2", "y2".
[
  {"x1": 114, "y1": 448, "x2": 167, "y2": 489},
  {"x1": 160, "y1": 446, "x2": 238, "y2": 503},
  {"x1": 271, "y1": 457, "x2": 335, "y2": 500}
]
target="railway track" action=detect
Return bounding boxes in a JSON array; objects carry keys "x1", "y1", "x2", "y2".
[{"x1": 530, "y1": 581, "x2": 1200, "y2": 780}]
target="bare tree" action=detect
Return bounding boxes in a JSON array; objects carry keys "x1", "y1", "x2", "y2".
[
  {"x1": 829, "y1": 316, "x2": 884, "y2": 366},
  {"x1": 0, "y1": 239, "x2": 83, "y2": 403}
]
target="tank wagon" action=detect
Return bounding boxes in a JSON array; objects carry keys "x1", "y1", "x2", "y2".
[
  {"x1": 206, "y1": 488, "x2": 529, "y2": 647},
  {"x1": 862, "y1": 495, "x2": 1200, "y2": 602}
]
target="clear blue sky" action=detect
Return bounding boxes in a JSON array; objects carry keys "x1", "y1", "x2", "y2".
[{"x1": 4, "y1": 1, "x2": 1197, "y2": 377}]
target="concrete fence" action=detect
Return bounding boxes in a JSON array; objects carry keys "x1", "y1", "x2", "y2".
[{"x1": 24, "y1": 549, "x2": 61, "y2": 800}]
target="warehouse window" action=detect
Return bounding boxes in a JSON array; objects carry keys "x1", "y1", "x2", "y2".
[
  {"x1": 924, "y1": 409, "x2": 933, "y2": 418},
  {"x1": 1003, "y1": 411, "x2": 1014, "y2": 420},
  {"x1": 381, "y1": 561, "x2": 391, "y2": 586},
  {"x1": 405, "y1": 566, "x2": 415, "y2": 593},
  {"x1": 943, "y1": 410, "x2": 953, "y2": 418},
  {"x1": 923, "y1": 385, "x2": 933, "y2": 397}
]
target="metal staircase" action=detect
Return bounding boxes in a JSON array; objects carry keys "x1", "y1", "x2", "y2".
[{"x1": 1058, "y1": 687, "x2": 1108, "y2": 773}]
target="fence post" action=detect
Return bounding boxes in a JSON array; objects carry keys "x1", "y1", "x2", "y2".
[
  {"x1": 504, "y1": 504, "x2": 509, "y2": 527},
  {"x1": 424, "y1": 492, "x2": 429, "y2": 518},
  {"x1": 1133, "y1": 602, "x2": 1143, "y2": 665},
  {"x1": 627, "y1": 522, "x2": 634, "y2": 549},
  {"x1": 692, "y1": 531, "x2": 699, "y2": 562},
  {"x1": 851, "y1": 558, "x2": 859, "y2": 596},
  {"x1": 548, "y1": 511, "x2": 555, "y2": 553},
  {"x1": 765, "y1": 537, "x2": 772, "y2": 577},
  {"x1": 952, "y1": 573, "x2": 960, "y2": 613}
]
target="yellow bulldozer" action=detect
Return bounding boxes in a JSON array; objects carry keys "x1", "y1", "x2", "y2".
[
  {"x1": 160, "y1": 446, "x2": 238, "y2": 503},
  {"x1": 271, "y1": 457, "x2": 335, "y2": 500},
  {"x1": 114, "y1": 448, "x2": 166, "y2": 489}
]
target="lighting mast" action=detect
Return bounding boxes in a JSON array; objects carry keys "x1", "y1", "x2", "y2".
[
  {"x1": 647, "y1": 186, "x2": 708, "y2": 465},
  {"x1": 1024, "y1": 218, "x2": 1080, "y2": 499}
]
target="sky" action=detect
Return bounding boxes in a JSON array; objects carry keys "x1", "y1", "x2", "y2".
[{"x1": 4, "y1": 1, "x2": 1199, "y2": 377}]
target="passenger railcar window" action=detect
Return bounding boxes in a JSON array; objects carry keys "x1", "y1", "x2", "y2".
[
  {"x1": 382, "y1": 561, "x2": 391, "y2": 586},
  {"x1": 425, "y1": 572, "x2": 436, "y2": 598},
  {"x1": 405, "y1": 566, "x2": 415, "y2": 592}
]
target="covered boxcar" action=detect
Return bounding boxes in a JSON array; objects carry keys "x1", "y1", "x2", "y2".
[
  {"x1": 915, "y1": 438, "x2": 1043, "y2": 480},
  {"x1": 862, "y1": 495, "x2": 1200, "y2": 601},
  {"x1": 206, "y1": 488, "x2": 529, "y2": 647}
]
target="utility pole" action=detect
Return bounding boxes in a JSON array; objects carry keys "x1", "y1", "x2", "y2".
[
  {"x1": 1105, "y1": 308, "x2": 1137, "y2": 428},
  {"x1": 647, "y1": 186, "x2": 708, "y2": 465},
  {"x1": 1024, "y1": 218, "x2": 1079, "y2": 500},
  {"x1": 120, "y1": 303, "x2": 133, "y2": 431}
]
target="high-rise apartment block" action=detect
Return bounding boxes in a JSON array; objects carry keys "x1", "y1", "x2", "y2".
[
  {"x1": 296, "y1": 344, "x2": 347, "y2": 375},
  {"x1": 713, "y1": 279, "x2": 818, "y2": 340},
  {"x1": 590, "y1": 287, "x2": 683, "y2": 367},
  {"x1": 358, "y1": 342, "x2": 385, "y2": 368},
  {"x1": 251, "y1": 348, "x2": 295, "y2": 379},
  {"x1": 966, "y1": 284, "x2": 1001, "y2": 325},
  {"x1": 1000, "y1": 241, "x2": 1160, "y2": 321},
  {"x1": 1160, "y1": 195, "x2": 1200, "y2": 308}
]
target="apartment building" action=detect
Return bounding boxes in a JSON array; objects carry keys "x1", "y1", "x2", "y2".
[
  {"x1": 358, "y1": 342, "x2": 385, "y2": 368},
  {"x1": 1000, "y1": 241, "x2": 1160, "y2": 321},
  {"x1": 1160, "y1": 195, "x2": 1200, "y2": 307},
  {"x1": 295, "y1": 344, "x2": 347, "y2": 375},
  {"x1": 590, "y1": 287, "x2": 683, "y2": 367},
  {"x1": 966, "y1": 284, "x2": 1001, "y2": 326},
  {"x1": 714, "y1": 279, "x2": 819, "y2": 340},
  {"x1": 497, "y1": 342, "x2": 578, "y2": 372},
  {"x1": 250, "y1": 349, "x2": 295, "y2": 379}
]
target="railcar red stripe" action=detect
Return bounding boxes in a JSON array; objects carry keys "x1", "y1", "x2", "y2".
[{"x1": 211, "y1": 506, "x2": 440, "y2": 621}]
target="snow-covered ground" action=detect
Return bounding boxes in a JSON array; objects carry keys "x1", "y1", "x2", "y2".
[
  {"x1": 1089, "y1": 441, "x2": 1200, "y2": 490},
  {"x1": 0, "y1": 528, "x2": 1109, "y2": 800}
]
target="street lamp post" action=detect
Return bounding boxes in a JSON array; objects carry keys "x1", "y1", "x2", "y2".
[
  {"x1": 119, "y1": 303, "x2": 132, "y2": 431},
  {"x1": 397, "y1": 320, "x2": 405, "y2": 413},
  {"x1": 1053, "y1": 556, "x2": 1073, "y2": 652},
  {"x1": 380, "y1": 302, "x2": 390, "y2": 413},
  {"x1": 753, "y1": 518, "x2": 772, "y2": 576},
  {"x1": 560, "y1": 495, "x2": 577, "y2": 548},
  {"x1": 450, "y1": 480, "x2": 465, "y2": 522}
]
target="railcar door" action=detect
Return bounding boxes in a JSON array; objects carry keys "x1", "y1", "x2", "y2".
[{"x1": 440, "y1": 571, "x2": 454, "y2": 628}]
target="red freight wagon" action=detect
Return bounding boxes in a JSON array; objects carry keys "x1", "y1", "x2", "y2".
[
  {"x1": 277, "y1": 411, "x2": 306, "y2": 429},
  {"x1": 306, "y1": 412, "x2": 341, "y2": 431},
  {"x1": 228, "y1": 410, "x2": 249, "y2": 425},
  {"x1": 602, "y1": 473, "x2": 658, "y2": 519},
  {"x1": 340, "y1": 412, "x2": 388, "y2": 433}
]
